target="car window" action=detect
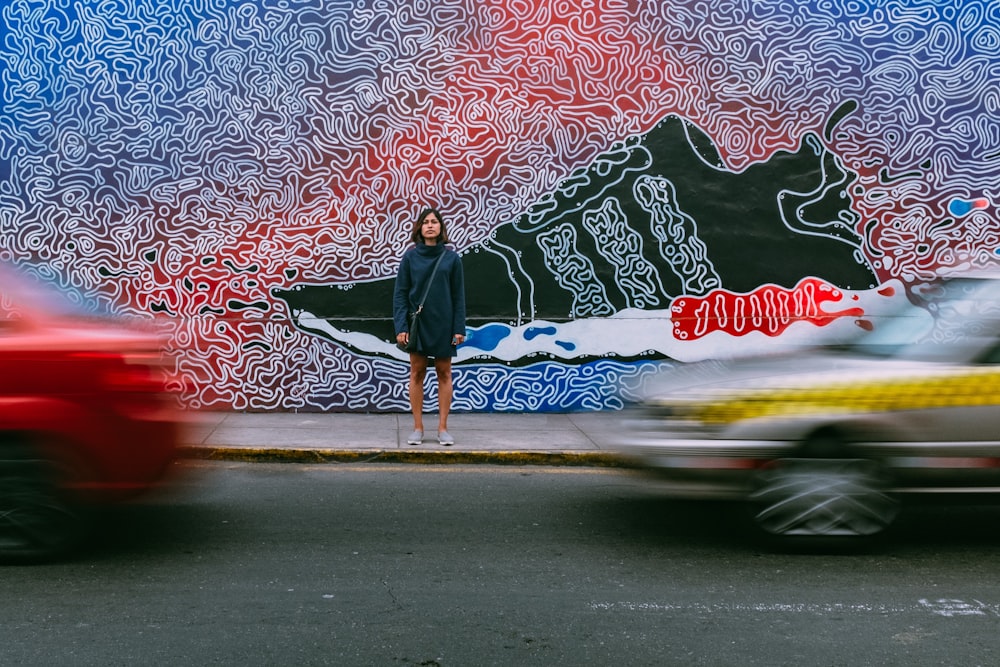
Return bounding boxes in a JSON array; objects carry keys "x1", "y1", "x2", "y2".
[
  {"x1": 841, "y1": 276, "x2": 1000, "y2": 364},
  {"x1": 975, "y1": 341, "x2": 1000, "y2": 365}
]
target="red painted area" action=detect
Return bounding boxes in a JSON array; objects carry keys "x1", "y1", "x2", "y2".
[{"x1": 670, "y1": 278, "x2": 864, "y2": 340}]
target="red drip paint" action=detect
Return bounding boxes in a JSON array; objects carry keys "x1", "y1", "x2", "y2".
[{"x1": 671, "y1": 278, "x2": 865, "y2": 341}]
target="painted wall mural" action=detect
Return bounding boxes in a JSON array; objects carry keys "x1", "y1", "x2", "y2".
[{"x1": 2, "y1": 0, "x2": 998, "y2": 412}]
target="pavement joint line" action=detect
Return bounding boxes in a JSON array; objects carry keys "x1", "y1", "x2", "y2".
[{"x1": 179, "y1": 446, "x2": 625, "y2": 467}]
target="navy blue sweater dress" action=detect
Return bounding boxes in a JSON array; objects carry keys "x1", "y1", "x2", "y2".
[{"x1": 393, "y1": 242, "x2": 466, "y2": 358}]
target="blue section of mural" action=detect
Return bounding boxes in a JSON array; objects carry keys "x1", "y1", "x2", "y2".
[
  {"x1": 452, "y1": 359, "x2": 666, "y2": 413},
  {"x1": 1, "y1": 0, "x2": 998, "y2": 411}
]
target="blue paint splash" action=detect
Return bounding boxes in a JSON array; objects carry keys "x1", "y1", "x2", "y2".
[
  {"x1": 463, "y1": 323, "x2": 511, "y2": 352},
  {"x1": 524, "y1": 326, "x2": 557, "y2": 340},
  {"x1": 948, "y1": 197, "x2": 989, "y2": 217}
]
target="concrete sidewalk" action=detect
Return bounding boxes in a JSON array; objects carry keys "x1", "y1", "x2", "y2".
[{"x1": 180, "y1": 411, "x2": 627, "y2": 466}]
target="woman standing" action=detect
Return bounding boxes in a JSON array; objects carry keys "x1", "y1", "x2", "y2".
[{"x1": 393, "y1": 207, "x2": 466, "y2": 446}]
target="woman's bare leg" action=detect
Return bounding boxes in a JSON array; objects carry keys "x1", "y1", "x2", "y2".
[
  {"x1": 409, "y1": 353, "x2": 429, "y2": 431},
  {"x1": 434, "y1": 357, "x2": 453, "y2": 432}
]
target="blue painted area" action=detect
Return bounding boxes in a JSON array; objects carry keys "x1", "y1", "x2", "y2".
[
  {"x1": 948, "y1": 198, "x2": 989, "y2": 217},
  {"x1": 463, "y1": 323, "x2": 511, "y2": 352},
  {"x1": 464, "y1": 322, "x2": 576, "y2": 353},
  {"x1": 446, "y1": 358, "x2": 668, "y2": 412},
  {"x1": 524, "y1": 326, "x2": 557, "y2": 340},
  {"x1": 949, "y1": 199, "x2": 974, "y2": 217}
]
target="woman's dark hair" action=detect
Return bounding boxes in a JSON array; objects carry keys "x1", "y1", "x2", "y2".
[{"x1": 410, "y1": 207, "x2": 449, "y2": 244}]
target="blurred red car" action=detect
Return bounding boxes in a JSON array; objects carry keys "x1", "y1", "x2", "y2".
[{"x1": 0, "y1": 263, "x2": 184, "y2": 562}]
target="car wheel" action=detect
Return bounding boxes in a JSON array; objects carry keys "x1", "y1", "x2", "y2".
[
  {"x1": 748, "y1": 457, "x2": 900, "y2": 543},
  {"x1": 0, "y1": 445, "x2": 88, "y2": 563}
]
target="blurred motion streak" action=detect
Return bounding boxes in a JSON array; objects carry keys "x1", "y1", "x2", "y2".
[
  {"x1": 614, "y1": 271, "x2": 1000, "y2": 548},
  {"x1": 0, "y1": 262, "x2": 189, "y2": 563}
]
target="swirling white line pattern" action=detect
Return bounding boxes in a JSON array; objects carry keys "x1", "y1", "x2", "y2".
[
  {"x1": 537, "y1": 223, "x2": 615, "y2": 318},
  {"x1": 582, "y1": 198, "x2": 665, "y2": 310},
  {"x1": 1, "y1": 0, "x2": 998, "y2": 411},
  {"x1": 635, "y1": 175, "x2": 721, "y2": 297}
]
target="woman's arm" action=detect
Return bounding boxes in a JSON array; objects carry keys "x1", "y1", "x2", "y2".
[
  {"x1": 392, "y1": 253, "x2": 412, "y2": 334},
  {"x1": 450, "y1": 251, "x2": 466, "y2": 344}
]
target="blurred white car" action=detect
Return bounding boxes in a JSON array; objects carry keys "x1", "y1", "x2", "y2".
[{"x1": 615, "y1": 273, "x2": 1000, "y2": 544}]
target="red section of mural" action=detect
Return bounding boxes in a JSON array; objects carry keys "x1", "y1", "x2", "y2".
[{"x1": 670, "y1": 278, "x2": 865, "y2": 341}]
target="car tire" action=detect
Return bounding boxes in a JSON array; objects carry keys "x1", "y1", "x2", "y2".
[
  {"x1": 748, "y1": 456, "x2": 900, "y2": 548},
  {"x1": 0, "y1": 443, "x2": 89, "y2": 564}
]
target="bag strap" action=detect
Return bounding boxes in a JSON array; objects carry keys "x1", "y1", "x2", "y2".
[{"x1": 413, "y1": 251, "x2": 446, "y2": 315}]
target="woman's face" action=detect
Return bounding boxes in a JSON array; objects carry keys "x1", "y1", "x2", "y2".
[{"x1": 421, "y1": 213, "x2": 442, "y2": 243}]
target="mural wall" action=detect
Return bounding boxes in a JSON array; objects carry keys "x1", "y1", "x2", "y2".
[{"x1": 2, "y1": 0, "x2": 997, "y2": 411}]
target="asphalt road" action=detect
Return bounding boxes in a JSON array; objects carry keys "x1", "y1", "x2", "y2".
[{"x1": 2, "y1": 461, "x2": 1000, "y2": 666}]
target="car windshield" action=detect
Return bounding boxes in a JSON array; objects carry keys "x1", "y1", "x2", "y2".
[{"x1": 845, "y1": 276, "x2": 1000, "y2": 363}]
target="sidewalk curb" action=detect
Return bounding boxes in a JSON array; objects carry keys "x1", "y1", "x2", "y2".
[{"x1": 179, "y1": 446, "x2": 625, "y2": 467}]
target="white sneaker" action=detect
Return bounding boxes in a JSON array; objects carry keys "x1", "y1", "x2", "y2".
[
  {"x1": 407, "y1": 430, "x2": 423, "y2": 445},
  {"x1": 438, "y1": 430, "x2": 454, "y2": 446}
]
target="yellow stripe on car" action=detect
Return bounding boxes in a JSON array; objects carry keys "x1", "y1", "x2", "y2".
[{"x1": 694, "y1": 369, "x2": 1000, "y2": 424}]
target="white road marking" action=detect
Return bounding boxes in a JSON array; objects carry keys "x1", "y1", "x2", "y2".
[{"x1": 590, "y1": 599, "x2": 1000, "y2": 617}]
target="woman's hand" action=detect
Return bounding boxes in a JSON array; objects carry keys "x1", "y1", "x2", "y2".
[
  {"x1": 397, "y1": 332, "x2": 409, "y2": 346},
  {"x1": 452, "y1": 333, "x2": 465, "y2": 346}
]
